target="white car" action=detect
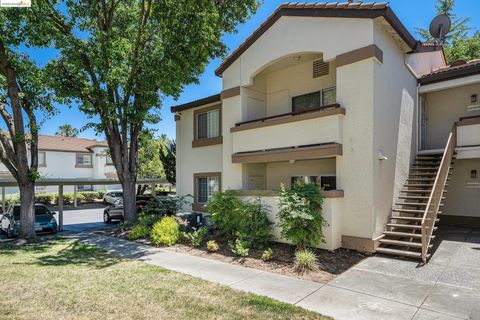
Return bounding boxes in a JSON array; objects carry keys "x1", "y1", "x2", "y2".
[{"x1": 103, "y1": 191, "x2": 123, "y2": 205}]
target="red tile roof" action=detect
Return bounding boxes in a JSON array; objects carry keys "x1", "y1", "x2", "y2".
[{"x1": 419, "y1": 60, "x2": 480, "y2": 85}]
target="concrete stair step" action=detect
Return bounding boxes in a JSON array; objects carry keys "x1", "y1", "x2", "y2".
[
  {"x1": 390, "y1": 216, "x2": 439, "y2": 223},
  {"x1": 386, "y1": 223, "x2": 422, "y2": 229},
  {"x1": 376, "y1": 247, "x2": 424, "y2": 259},
  {"x1": 398, "y1": 195, "x2": 445, "y2": 200},
  {"x1": 379, "y1": 239, "x2": 423, "y2": 248}
]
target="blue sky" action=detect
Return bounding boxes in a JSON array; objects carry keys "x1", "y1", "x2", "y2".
[{"x1": 35, "y1": 0, "x2": 480, "y2": 140}]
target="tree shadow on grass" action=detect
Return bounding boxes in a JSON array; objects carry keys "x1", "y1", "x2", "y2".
[{"x1": 13, "y1": 239, "x2": 122, "y2": 269}]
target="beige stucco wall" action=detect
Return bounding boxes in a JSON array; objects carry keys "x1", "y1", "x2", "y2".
[
  {"x1": 241, "y1": 195, "x2": 343, "y2": 251},
  {"x1": 423, "y1": 83, "x2": 480, "y2": 150},
  {"x1": 442, "y1": 158, "x2": 480, "y2": 217},
  {"x1": 175, "y1": 103, "x2": 223, "y2": 205},
  {"x1": 222, "y1": 17, "x2": 374, "y2": 89},
  {"x1": 371, "y1": 21, "x2": 418, "y2": 238}
]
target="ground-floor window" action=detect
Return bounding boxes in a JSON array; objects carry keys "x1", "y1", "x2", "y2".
[{"x1": 194, "y1": 173, "x2": 220, "y2": 204}]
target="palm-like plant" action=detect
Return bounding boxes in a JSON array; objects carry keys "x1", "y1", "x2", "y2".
[{"x1": 55, "y1": 124, "x2": 79, "y2": 137}]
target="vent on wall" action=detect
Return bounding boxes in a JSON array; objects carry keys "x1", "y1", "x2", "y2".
[{"x1": 313, "y1": 60, "x2": 329, "y2": 78}]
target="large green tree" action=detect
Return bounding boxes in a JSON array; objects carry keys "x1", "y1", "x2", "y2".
[
  {"x1": 159, "y1": 134, "x2": 175, "y2": 185},
  {"x1": 416, "y1": 0, "x2": 479, "y2": 63},
  {"x1": 0, "y1": 10, "x2": 56, "y2": 240},
  {"x1": 137, "y1": 131, "x2": 164, "y2": 179},
  {"x1": 39, "y1": 0, "x2": 259, "y2": 223}
]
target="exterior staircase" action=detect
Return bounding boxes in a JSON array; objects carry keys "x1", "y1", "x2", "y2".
[{"x1": 376, "y1": 152, "x2": 456, "y2": 261}]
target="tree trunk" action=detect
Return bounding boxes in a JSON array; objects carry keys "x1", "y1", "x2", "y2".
[
  {"x1": 18, "y1": 182, "x2": 36, "y2": 241},
  {"x1": 121, "y1": 178, "x2": 137, "y2": 224}
]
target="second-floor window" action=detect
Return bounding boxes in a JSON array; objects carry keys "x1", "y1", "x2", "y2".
[
  {"x1": 196, "y1": 109, "x2": 220, "y2": 139},
  {"x1": 292, "y1": 87, "x2": 336, "y2": 112},
  {"x1": 76, "y1": 153, "x2": 92, "y2": 167},
  {"x1": 106, "y1": 155, "x2": 113, "y2": 165},
  {"x1": 38, "y1": 151, "x2": 46, "y2": 167}
]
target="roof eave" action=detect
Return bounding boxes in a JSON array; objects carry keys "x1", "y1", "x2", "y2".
[{"x1": 214, "y1": 5, "x2": 418, "y2": 77}]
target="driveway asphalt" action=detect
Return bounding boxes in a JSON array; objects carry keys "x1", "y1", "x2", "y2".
[
  {"x1": 54, "y1": 205, "x2": 119, "y2": 233},
  {"x1": 72, "y1": 225, "x2": 480, "y2": 320}
]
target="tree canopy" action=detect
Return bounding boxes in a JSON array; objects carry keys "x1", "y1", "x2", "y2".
[
  {"x1": 55, "y1": 124, "x2": 79, "y2": 137},
  {"x1": 37, "y1": 0, "x2": 259, "y2": 222}
]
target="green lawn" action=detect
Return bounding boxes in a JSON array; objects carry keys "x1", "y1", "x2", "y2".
[{"x1": 0, "y1": 239, "x2": 330, "y2": 320}]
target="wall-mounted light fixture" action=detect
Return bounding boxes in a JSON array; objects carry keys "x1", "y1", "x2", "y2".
[
  {"x1": 471, "y1": 169, "x2": 477, "y2": 179},
  {"x1": 471, "y1": 94, "x2": 477, "y2": 103},
  {"x1": 378, "y1": 150, "x2": 388, "y2": 161},
  {"x1": 289, "y1": 160, "x2": 296, "y2": 164}
]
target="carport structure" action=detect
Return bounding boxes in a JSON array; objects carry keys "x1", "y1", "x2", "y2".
[{"x1": 0, "y1": 178, "x2": 168, "y2": 230}]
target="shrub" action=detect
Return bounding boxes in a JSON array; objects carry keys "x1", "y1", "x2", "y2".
[
  {"x1": 229, "y1": 239, "x2": 249, "y2": 257},
  {"x1": 127, "y1": 225, "x2": 151, "y2": 240},
  {"x1": 294, "y1": 249, "x2": 318, "y2": 273},
  {"x1": 79, "y1": 191, "x2": 98, "y2": 202},
  {"x1": 206, "y1": 190, "x2": 243, "y2": 239},
  {"x1": 35, "y1": 193, "x2": 54, "y2": 204},
  {"x1": 277, "y1": 183, "x2": 326, "y2": 250},
  {"x1": 143, "y1": 195, "x2": 192, "y2": 216},
  {"x1": 138, "y1": 214, "x2": 160, "y2": 228},
  {"x1": 206, "y1": 192, "x2": 272, "y2": 249},
  {"x1": 206, "y1": 240, "x2": 219, "y2": 252},
  {"x1": 261, "y1": 248, "x2": 273, "y2": 262},
  {"x1": 150, "y1": 216, "x2": 180, "y2": 246},
  {"x1": 237, "y1": 199, "x2": 272, "y2": 249},
  {"x1": 97, "y1": 190, "x2": 105, "y2": 199},
  {"x1": 184, "y1": 227, "x2": 208, "y2": 247}
]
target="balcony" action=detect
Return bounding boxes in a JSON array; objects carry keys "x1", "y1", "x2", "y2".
[
  {"x1": 231, "y1": 104, "x2": 344, "y2": 160},
  {"x1": 456, "y1": 115, "x2": 480, "y2": 159}
]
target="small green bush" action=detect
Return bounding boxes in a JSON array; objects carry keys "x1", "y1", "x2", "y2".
[
  {"x1": 138, "y1": 214, "x2": 160, "y2": 228},
  {"x1": 143, "y1": 195, "x2": 191, "y2": 216},
  {"x1": 97, "y1": 191, "x2": 105, "y2": 199},
  {"x1": 206, "y1": 190, "x2": 243, "y2": 239},
  {"x1": 127, "y1": 225, "x2": 151, "y2": 240},
  {"x1": 261, "y1": 248, "x2": 273, "y2": 262},
  {"x1": 150, "y1": 216, "x2": 180, "y2": 246},
  {"x1": 206, "y1": 192, "x2": 272, "y2": 249},
  {"x1": 229, "y1": 239, "x2": 249, "y2": 257},
  {"x1": 79, "y1": 191, "x2": 98, "y2": 202},
  {"x1": 35, "y1": 193, "x2": 55, "y2": 204},
  {"x1": 277, "y1": 183, "x2": 326, "y2": 250},
  {"x1": 206, "y1": 240, "x2": 219, "y2": 252},
  {"x1": 184, "y1": 227, "x2": 208, "y2": 247},
  {"x1": 237, "y1": 199, "x2": 272, "y2": 249},
  {"x1": 294, "y1": 249, "x2": 318, "y2": 273}
]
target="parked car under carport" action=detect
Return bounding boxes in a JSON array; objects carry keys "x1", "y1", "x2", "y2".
[{"x1": 0, "y1": 204, "x2": 58, "y2": 237}]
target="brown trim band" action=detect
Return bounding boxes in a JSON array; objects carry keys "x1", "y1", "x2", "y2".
[
  {"x1": 336, "y1": 45, "x2": 383, "y2": 67},
  {"x1": 192, "y1": 136, "x2": 223, "y2": 148},
  {"x1": 193, "y1": 172, "x2": 222, "y2": 212},
  {"x1": 171, "y1": 94, "x2": 221, "y2": 112},
  {"x1": 457, "y1": 116, "x2": 480, "y2": 127},
  {"x1": 221, "y1": 86, "x2": 241, "y2": 99},
  {"x1": 215, "y1": 4, "x2": 417, "y2": 76},
  {"x1": 39, "y1": 148, "x2": 93, "y2": 154},
  {"x1": 232, "y1": 189, "x2": 344, "y2": 198},
  {"x1": 231, "y1": 107, "x2": 345, "y2": 133},
  {"x1": 232, "y1": 143, "x2": 342, "y2": 164}
]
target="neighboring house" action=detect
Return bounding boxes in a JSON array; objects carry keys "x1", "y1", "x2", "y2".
[
  {"x1": 171, "y1": 3, "x2": 480, "y2": 261},
  {"x1": 0, "y1": 135, "x2": 118, "y2": 194}
]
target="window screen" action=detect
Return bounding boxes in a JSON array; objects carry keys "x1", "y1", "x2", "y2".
[
  {"x1": 322, "y1": 88, "x2": 336, "y2": 106},
  {"x1": 197, "y1": 176, "x2": 219, "y2": 203},
  {"x1": 320, "y1": 176, "x2": 336, "y2": 191},
  {"x1": 76, "y1": 154, "x2": 92, "y2": 166}
]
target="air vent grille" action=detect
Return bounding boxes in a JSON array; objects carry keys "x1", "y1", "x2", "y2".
[{"x1": 313, "y1": 60, "x2": 329, "y2": 78}]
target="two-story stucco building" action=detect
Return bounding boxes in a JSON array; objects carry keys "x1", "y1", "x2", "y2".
[
  {"x1": 0, "y1": 135, "x2": 118, "y2": 194},
  {"x1": 172, "y1": 2, "x2": 480, "y2": 262}
]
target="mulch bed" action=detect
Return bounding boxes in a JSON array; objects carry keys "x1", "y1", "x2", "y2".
[{"x1": 109, "y1": 228, "x2": 368, "y2": 284}]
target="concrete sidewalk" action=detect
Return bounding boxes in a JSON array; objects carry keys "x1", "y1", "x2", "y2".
[{"x1": 71, "y1": 229, "x2": 480, "y2": 320}]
